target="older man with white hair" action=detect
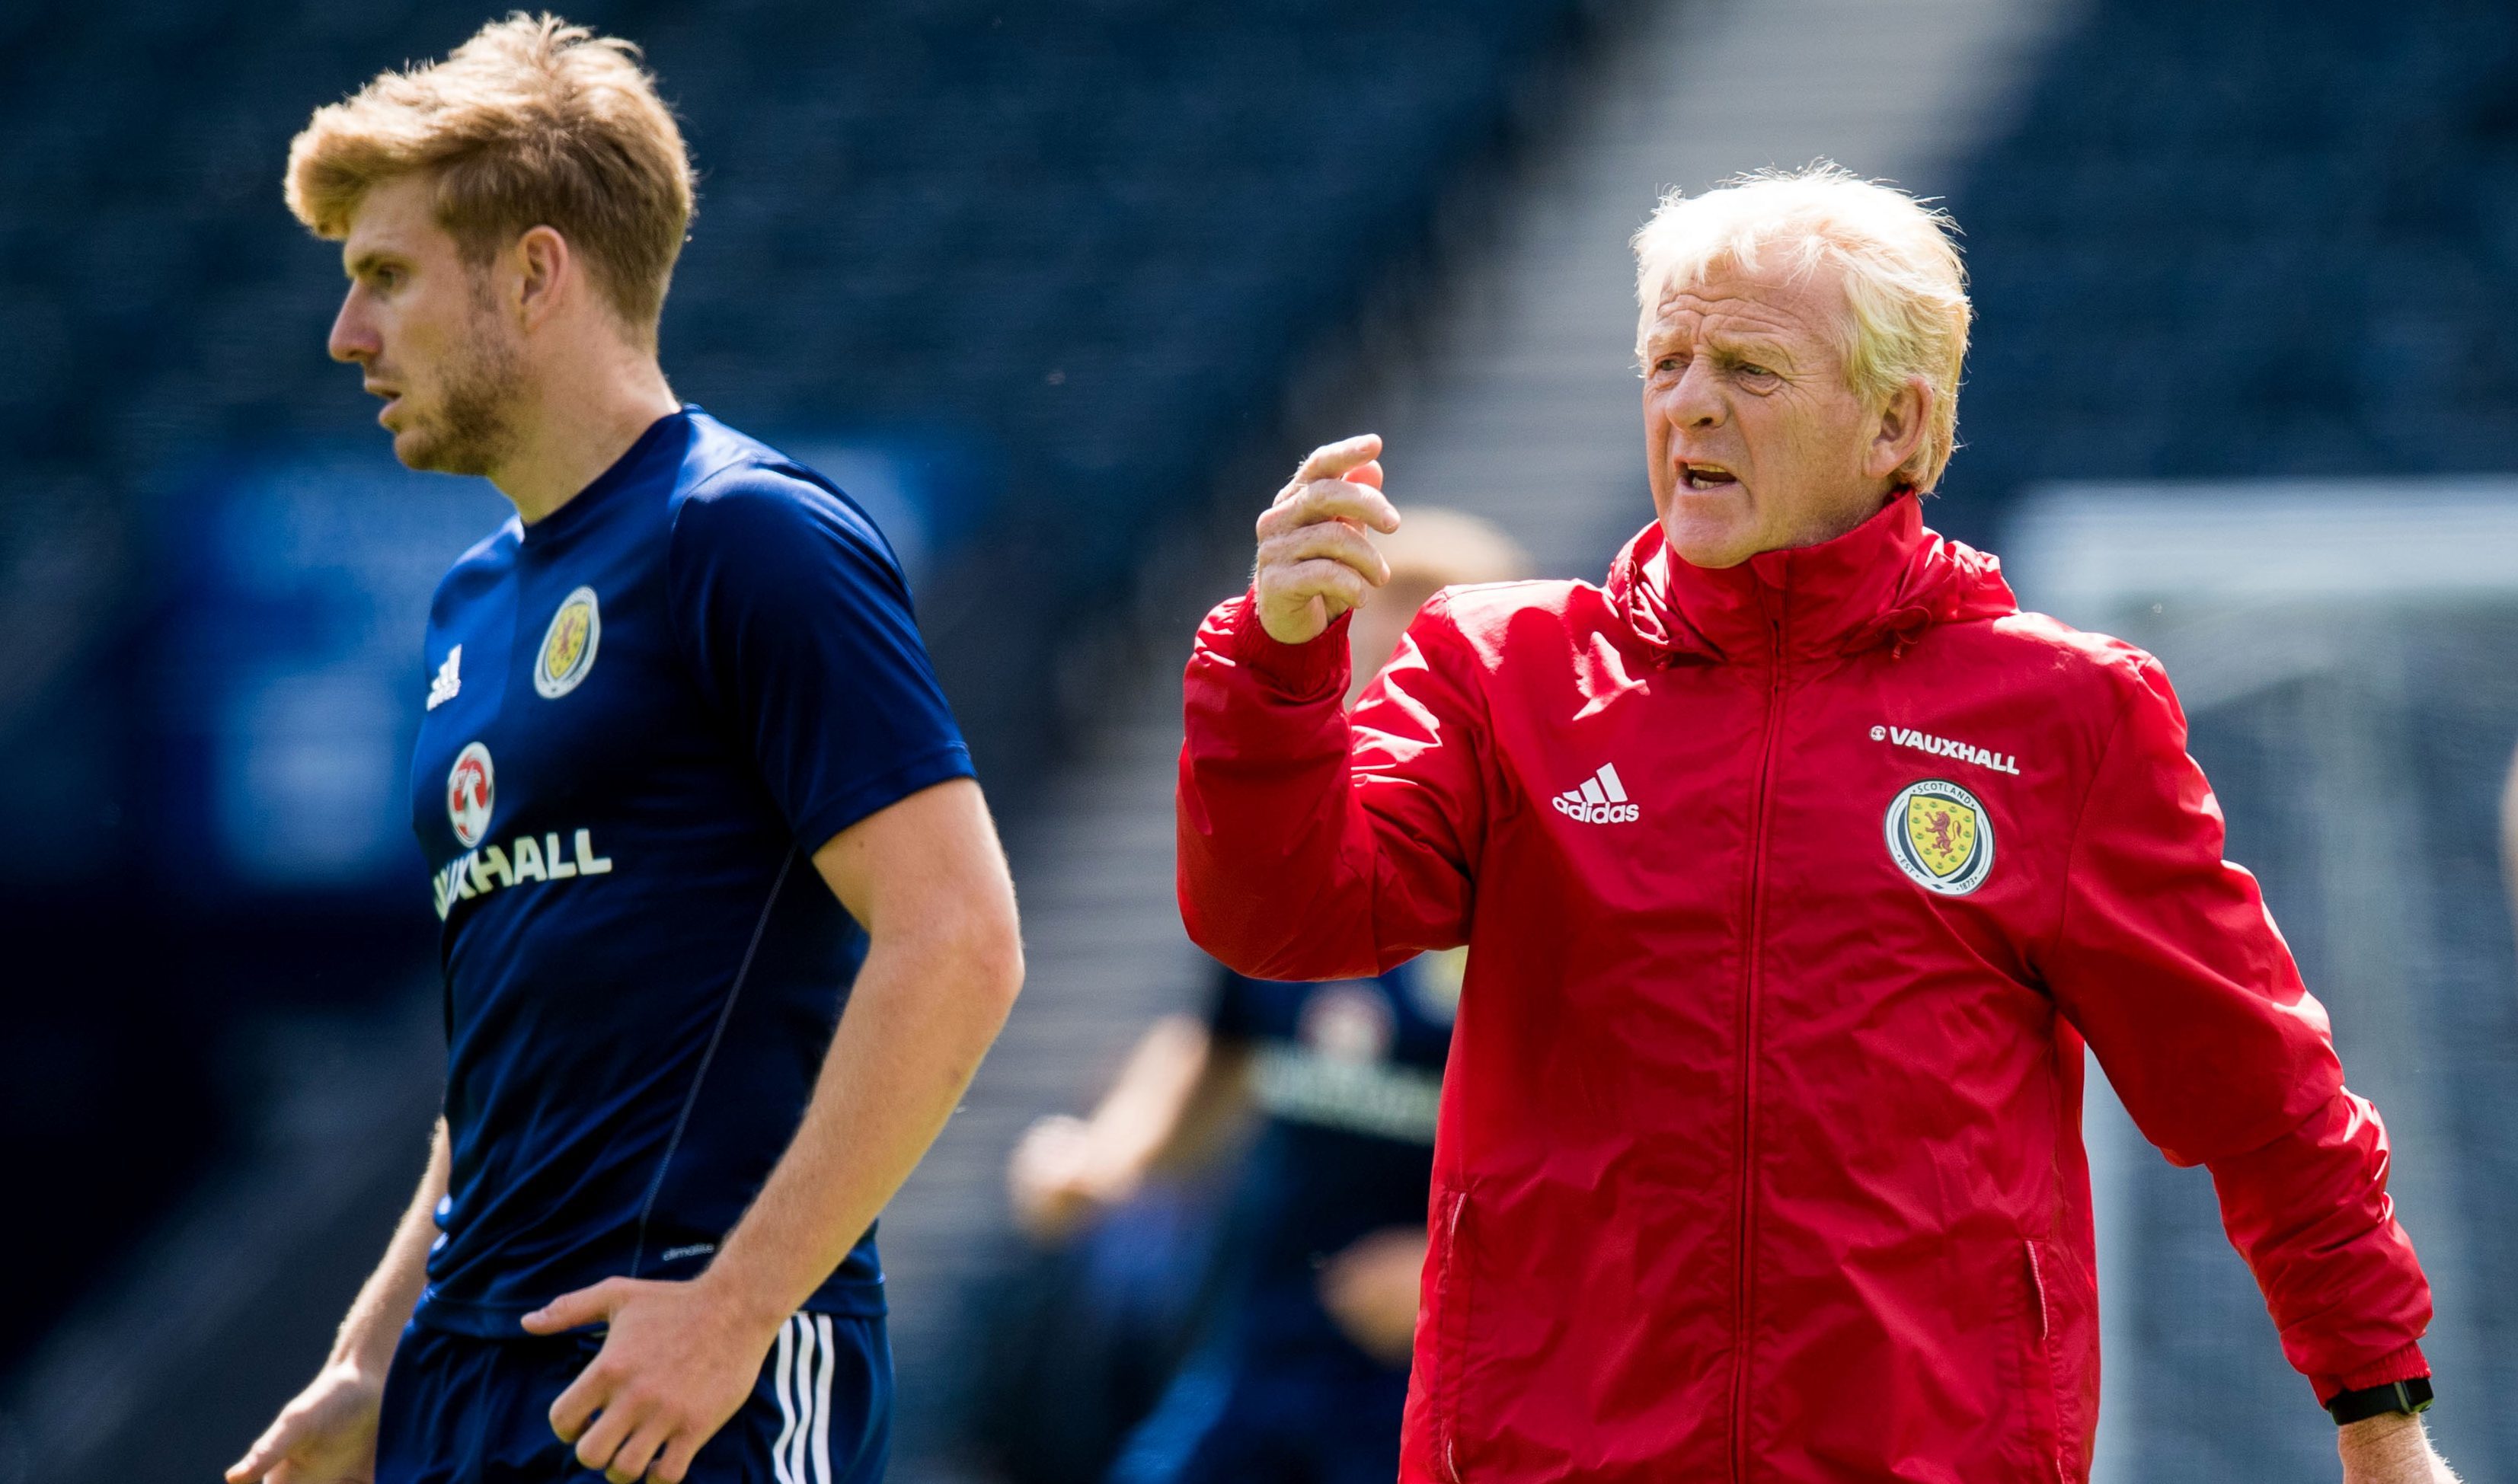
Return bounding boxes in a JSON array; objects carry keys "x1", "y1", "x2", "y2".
[{"x1": 1174, "y1": 166, "x2": 2452, "y2": 1482}]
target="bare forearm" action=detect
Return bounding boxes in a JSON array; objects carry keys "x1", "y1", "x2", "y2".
[
  {"x1": 1153, "y1": 1039, "x2": 1251, "y2": 1173},
  {"x1": 1084, "y1": 1016, "x2": 1212, "y2": 1171},
  {"x1": 698, "y1": 933, "x2": 1018, "y2": 1328},
  {"x1": 334, "y1": 1120, "x2": 448, "y2": 1375},
  {"x1": 2339, "y1": 1412, "x2": 2459, "y2": 1482},
  {"x1": 1082, "y1": 1017, "x2": 1252, "y2": 1180}
]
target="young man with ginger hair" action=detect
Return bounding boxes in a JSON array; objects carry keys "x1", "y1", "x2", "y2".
[{"x1": 230, "y1": 17, "x2": 1021, "y2": 1484}]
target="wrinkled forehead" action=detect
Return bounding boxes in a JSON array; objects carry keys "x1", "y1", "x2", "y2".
[{"x1": 1646, "y1": 255, "x2": 1852, "y2": 351}]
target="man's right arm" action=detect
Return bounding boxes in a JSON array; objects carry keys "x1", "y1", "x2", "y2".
[
  {"x1": 227, "y1": 1120, "x2": 448, "y2": 1484},
  {"x1": 1177, "y1": 435, "x2": 1485, "y2": 980}
]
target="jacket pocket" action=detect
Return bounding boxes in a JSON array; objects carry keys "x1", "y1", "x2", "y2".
[
  {"x1": 1428, "y1": 1184, "x2": 1476, "y2": 1483},
  {"x1": 2016, "y1": 1238, "x2": 2066, "y2": 1483}
]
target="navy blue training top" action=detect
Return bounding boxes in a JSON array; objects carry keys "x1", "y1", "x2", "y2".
[
  {"x1": 407, "y1": 409, "x2": 973, "y2": 1337},
  {"x1": 1207, "y1": 950, "x2": 1457, "y2": 1364}
]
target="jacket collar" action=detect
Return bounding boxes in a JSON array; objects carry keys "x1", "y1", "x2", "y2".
[{"x1": 1606, "y1": 490, "x2": 2017, "y2": 665}]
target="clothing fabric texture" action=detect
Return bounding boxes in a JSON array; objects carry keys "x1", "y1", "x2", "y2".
[
  {"x1": 1175, "y1": 493, "x2": 2432, "y2": 1482},
  {"x1": 375, "y1": 1313, "x2": 890, "y2": 1484},
  {"x1": 409, "y1": 408, "x2": 972, "y2": 1337}
]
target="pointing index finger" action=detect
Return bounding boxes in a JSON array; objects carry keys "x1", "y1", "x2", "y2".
[
  {"x1": 1293, "y1": 434, "x2": 1383, "y2": 486},
  {"x1": 1264, "y1": 477, "x2": 1400, "y2": 540},
  {"x1": 522, "y1": 1280, "x2": 616, "y2": 1334}
]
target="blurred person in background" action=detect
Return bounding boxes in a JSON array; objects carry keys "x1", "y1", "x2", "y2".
[
  {"x1": 228, "y1": 18, "x2": 1021, "y2": 1484},
  {"x1": 1006, "y1": 511, "x2": 1526, "y2": 1484},
  {"x1": 1177, "y1": 167, "x2": 2455, "y2": 1482}
]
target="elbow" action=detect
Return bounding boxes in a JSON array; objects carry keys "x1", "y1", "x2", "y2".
[
  {"x1": 1182, "y1": 918, "x2": 1258, "y2": 981},
  {"x1": 974, "y1": 908, "x2": 1025, "y2": 1022},
  {"x1": 944, "y1": 897, "x2": 1024, "y2": 1030},
  {"x1": 1181, "y1": 892, "x2": 1313, "y2": 982}
]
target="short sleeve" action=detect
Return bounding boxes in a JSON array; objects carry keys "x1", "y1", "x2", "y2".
[{"x1": 669, "y1": 472, "x2": 973, "y2": 851}]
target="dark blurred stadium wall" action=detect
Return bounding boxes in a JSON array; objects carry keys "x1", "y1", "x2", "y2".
[{"x1": 1937, "y1": 0, "x2": 2518, "y2": 545}]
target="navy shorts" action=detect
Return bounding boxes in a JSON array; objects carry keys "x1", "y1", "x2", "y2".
[{"x1": 377, "y1": 1312, "x2": 890, "y2": 1483}]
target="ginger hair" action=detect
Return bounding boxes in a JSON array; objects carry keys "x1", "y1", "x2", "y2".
[{"x1": 285, "y1": 13, "x2": 695, "y2": 337}]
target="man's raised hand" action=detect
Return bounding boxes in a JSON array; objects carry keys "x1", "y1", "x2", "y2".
[{"x1": 1254, "y1": 434, "x2": 1401, "y2": 646}]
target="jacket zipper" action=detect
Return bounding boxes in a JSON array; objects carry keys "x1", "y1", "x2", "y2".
[{"x1": 1730, "y1": 605, "x2": 1788, "y2": 1482}]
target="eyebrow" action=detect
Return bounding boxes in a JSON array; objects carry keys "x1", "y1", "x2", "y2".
[
  {"x1": 1708, "y1": 337, "x2": 1793, "y2": 369},
  {"x1": 1647, "y1": 324, "x2": 1797, "y2": 369}
]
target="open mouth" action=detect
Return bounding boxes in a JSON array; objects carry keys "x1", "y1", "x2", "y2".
[{"x1": 1679, "y1": 461, "x2": 1739, "y2": 491}]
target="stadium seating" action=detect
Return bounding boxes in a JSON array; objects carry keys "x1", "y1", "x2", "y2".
[{"x1": 1937, "y1": 0, "x2": 2518, "y2": 547}]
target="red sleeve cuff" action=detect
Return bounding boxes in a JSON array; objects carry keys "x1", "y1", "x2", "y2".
[
  {"x1": 1219, "y1": 590, "x2": 1351, "y2": 702},
  {"x1": 2312, "y1": 1341, "x2": 2430, "y2": 1406}
]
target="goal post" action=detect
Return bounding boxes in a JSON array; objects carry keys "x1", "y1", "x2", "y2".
[{"x1": 2002, "y1": 478, "x2": 2518, "y2": 1480}]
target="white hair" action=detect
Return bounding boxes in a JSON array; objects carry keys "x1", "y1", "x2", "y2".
[{"x1": 1631, "y1": 162, "x2": 1971, "y2": 490}]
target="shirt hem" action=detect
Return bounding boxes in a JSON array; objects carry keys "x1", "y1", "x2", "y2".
[{"x1": 413, "y1": 1280, "x2": 889, "y2": 1338}]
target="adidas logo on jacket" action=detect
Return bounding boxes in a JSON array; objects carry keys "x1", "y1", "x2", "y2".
[{"x1": 1551, "y1": 763, "x2": 1638, "y2": 824}]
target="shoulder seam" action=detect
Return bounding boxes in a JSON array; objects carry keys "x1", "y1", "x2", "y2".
[{"x1": 2040, "y1": 658, "x2": 2154, "y2": 972}]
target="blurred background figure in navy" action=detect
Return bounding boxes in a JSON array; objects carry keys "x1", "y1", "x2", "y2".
[
  {"x1": 5, "y1": 2, "x2": 2518, "y2": 1482},
  {"x1": 990, "y1": 512, "x2": 1524, "y2": 1484}
]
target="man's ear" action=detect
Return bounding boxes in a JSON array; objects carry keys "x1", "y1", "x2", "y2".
[
  {"x1": 1867, "y1": 375, "x2": 1935, "y2": 484},
  {"x1": 513, "y1": 225, "x2": 571, "y2": 330}
]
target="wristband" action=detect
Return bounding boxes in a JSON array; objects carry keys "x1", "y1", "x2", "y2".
[{"x1": 2327, "y1": 1377, "x2": 2433, "y2": 1425}]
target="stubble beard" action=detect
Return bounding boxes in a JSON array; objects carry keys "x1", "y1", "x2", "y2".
[{"x1": 398, "y1": 301, "x2": 524, "y2": 478}]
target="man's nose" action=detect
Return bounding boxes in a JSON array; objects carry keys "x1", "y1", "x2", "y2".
[
  {"x1": 1665, "y1": 358, "x2": 1725, "y2": 428},
  {"x1": 328, "y1": 292, "x2": 375, "y2": 365}
]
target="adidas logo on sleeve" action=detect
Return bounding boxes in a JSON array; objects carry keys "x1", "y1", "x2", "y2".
[{"x1": 1552, "y1": 763, "x2": 1640, "y2": 825}]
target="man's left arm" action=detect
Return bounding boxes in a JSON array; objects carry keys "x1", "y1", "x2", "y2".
[
  {"x1": 526, "y1": 778, "x2": 1021, "y2": 1483},
  {"x1": 2042, "y1": 658, "x2": 2452, "y2": 1483}
]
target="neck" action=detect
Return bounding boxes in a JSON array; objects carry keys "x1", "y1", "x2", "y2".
[
  {"x1": 1783, "y1": 483, "x2": 1902, "y2": 555},
  {"x1": 489, "y1": 342, "x2": 681, "y2": 525}
]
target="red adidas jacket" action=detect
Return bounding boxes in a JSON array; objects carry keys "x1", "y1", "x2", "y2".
[{"x1": 1175, "y1": 493, "x2": 2430, "y2": 1482}]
